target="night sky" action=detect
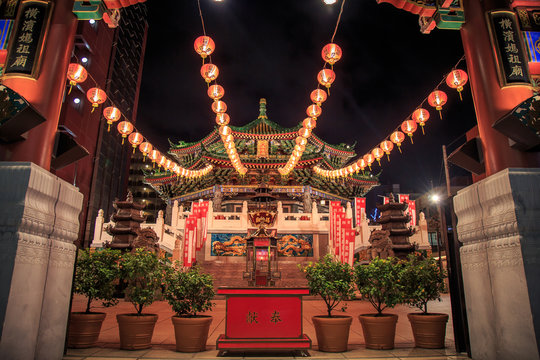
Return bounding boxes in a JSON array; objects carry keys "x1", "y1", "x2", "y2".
[{"x1": 136, "y1": 0, "x2": 476, "y2": 197}]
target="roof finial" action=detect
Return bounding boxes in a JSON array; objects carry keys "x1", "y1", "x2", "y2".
[{"x1": 258, "y1": 98, "x2": 268, "y2": 119}]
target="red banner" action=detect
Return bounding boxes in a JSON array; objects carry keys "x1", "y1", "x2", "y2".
[
  {"x1": 183, "y1": 217, "x2": 197, "y2": 267},
  {"x1": 340, "y1": 218, "x2": 351, "y2": 263},
  {"x1": 398, "y1": 194, "x2": 410, "y2": 204},
  {"x1": 383, "y1": 196, "x2": 389, "y2": 204},
  {"x1": 329, "y1": 201, "x2": 342, "y2": 253},
  {"x1": 354, "y1": 197, "x2": 366, "y2": 227},
  {"x1": 408, "y1": 200, "x2": 416, "y2": 227},
  {"x1": 199, "y1": 201, "x2": 209, "y2": 247},
  {"x1": 345, "y1": 228, "x2": 356, "y2": 266}
]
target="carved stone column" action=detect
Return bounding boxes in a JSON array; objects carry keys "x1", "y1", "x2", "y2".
[
  {"x1": 0, "y1": 162, "x2": 83, "y2": 360},
  {"x1": 454, "y1": 168, "x2": 540, "y2": 360}
]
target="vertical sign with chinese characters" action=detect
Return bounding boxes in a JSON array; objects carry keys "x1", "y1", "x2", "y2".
[
  {"x1": 4, "y1": 0, "x2": 53, "y2": 78},
  {"x1": 488, "y1": 10, "x2": 531, "y2": 87},
  {"x1": 354, "y1": 197, "x2": 366, "y2": 227},
  {"x1": 408, "y1": 200, "x2": 417, "y2": 227}
]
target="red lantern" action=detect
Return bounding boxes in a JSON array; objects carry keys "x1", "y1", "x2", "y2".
[
  {"x1": 446, "y1": 69, "x2": 468, "y2": 100},
  {"x1": 306, "y1": 104, "x2": 322, "y2": 118},
  {"x1": 66, "y1": 63, "x2": 87, "y2": 93},
  {"x1": 157, "y1": 155, "x2": 167, "y2": 169},
  {"x1": 139, "y1": 142, "x2": 153, "y2": 160},
  {"x1": 310, "y1": 89, "x2": 327, "y2": 106},
  {"x1": 372, "y1": 147, "x2": 384, "y2": 166},
  {"x1": 150, "y1": 150, "x2": 161, "y2": 167},
  {"x1": 216, "y1": 113, "x2": 230, "y2": 126},
  {"x1": 103, "y1": 106, "x2": 121, "y2": 132},
  {"x1": 298, "y1": 127, "x2": 311, "y2": 138},
  {"x1": 87, "y1": 87, "x2": 107, "y2": 112},
  {"x1": 412, "y1": 108, "x2": 430, "y2": 134},
  {"x1": 356, "y1": 158, "x2": 367, "y2": 171},
  {"x1": 294, "y1": 144, "x2": 306, "y2": 153},
  {"x1": 302, "y1": 117, "x2": 317, "y2": 130},
  {"x1": 164, "y1": 159, "x2": 173, "y2": 172},
  {"x1": 194, "y1": 36, "x2": 215, "y2": 58},
  {"x1": 219, "y1": 125, "x2": 231, "y2": 137},
  {"x1": 117, "y1": 121, "x2": 133, "y2": 144},
  {"x1": 212, "y1": 100, "x2": 227, "y2": 114},
  {"x1": 128, "y1": 132, "x2": 143, "y2": 153},
  {"x1": 428, "y1": 90, "x2": 447, "y2": 119},
  {"x1": 208, "y1": 84, "x2": 225, "y2": 100},
  {"x1": 317, "y1": 69, "x2": 336, "y2": 90},
  {"x1": 380, "y1": 140, "x2": 394, "y2": 161},
  {"x1": 200, "y1": 63, "x2": 219, "y2": 83},
  {"x1": 363, "y1": 153, "x2": 374, "y2": 170},
  {"x1": 321, "y1": 43, "x2": 342, "y2": 65},
  {"x1": 296, "y1": 136, "x2": 307, "y2": 146},
  {"x1": 390, "y1": 131, "x2": 405, "y2": 153},
  {"x1": 401, "y1": 120, "x2": 418, "y2": 144}
]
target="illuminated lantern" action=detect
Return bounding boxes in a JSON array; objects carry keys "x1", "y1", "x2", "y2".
[
  {"x1": 219, "y1": 125, "x2": 231, "y2": 137},
  {"x1": 150, "y1": 150, "x2": 161, "y2": 167},
  {"x1": 363, "y1": 153, "x2": 375, "y2": 170},
  {"x1": 390, "y1": 131, "x2": 405, "y2": 153},
  {"x1": 428, "y1": 90, "x2": 448, "y2": 119},
  {"x1": 294, "y1": 144, "x2": 305, "y2": 153},
  {"x1": 401, "y1": 120, "x2": 418, "y2": 144},
  {"x1": 302, "y1": 117, "x2": 317, "y2": 130},
  {"x1": 194, "y1": 36, "x2": 215, "y2": 58},
  {"x1": 380, "y1": 140, "x2": 394, "y2": 161},
  {"x1": 139, "y1": 142, "x2": 153, "y2": 160},
  {"x1": 446, "y1": 69, "x2": 468, "y2": 100},
  {"x1": 212, "y1": 100, "x2": 227, "y2": 114},
  {"x1": 321, "y1": 43, "x2": 342, "y2": 65},
  {"x1": 200, "y1": 63, "x2": 219, "y2": 83},
  {"x1": 306, "y1": 104, "x2": 322, "y2": 118},
  {"x1": 173, "y1": 164, "x2": 180, "y2": 176},
  {"x1": 157, "y1": 156, "x2": 167, "y2": 169},
  {"x1": 352, "y1": 162, "x2": 360, "y2": 173},
  {"x1": 411, "y1": 107, "x2": 430, "y2": 134},
  {"x1": 117, "y1": 121, "x2": 133, "y2": 144},
  {"x1": 356, "y1": 158, "x2": 367, "y2": 171},
  {"x1": 225, "y1": 141, "x2": 235, "y2": 150},
  {"x1": 87, "y1": 87, "x2": 107, "y2": 112},
  {"x1": 66, "y1": 63, "x2": 87, "y2": 93},
  {"x1": 296, "y1": 136, "x2": 308, "y2": 146},
  {"x1": 216, "y1": 113, "x2": 230, "y2": 126},
  {"x1": 317, "y1": 69, "x2": 336, "y2": 90},
  {"x1": 103, "y1": 106, "x2": 122, "y2": 132},
  {"x1": 371, "y1": 147, "x2": 384, "y2": 166},
  {"x1": 128, "y1": 132, "x2": 143, "y2": 153},
  {"x1": 310, "y1": 89, "x2": 327, "y2": 106},
  {"x1": 298, "y1": 127, "x2": 311, "y2": 138},
  {"x1": 164, "y1": 159, "x2": 173, "y2": 172},
  {"x1": 207, "y1": 84, "x2": 225, "y2": 100},
  {"x1": 222, "y1": 134, "x2": 234, "y2": 143}
]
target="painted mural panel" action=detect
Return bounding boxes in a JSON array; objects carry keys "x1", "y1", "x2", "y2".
[{"x1": 210, "y1": 233, "x2": 313, "y2": 257}]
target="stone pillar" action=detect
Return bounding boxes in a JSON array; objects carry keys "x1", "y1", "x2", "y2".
[
  {"x1": 0, "y1": 162, "x2": 83, "y2": 360},
  {"x1": 171, "y1": 200, "x2": 179, "y2": 228},
  {"x1": 453, "y1": 168, "x2": 540, "y2": 360}
]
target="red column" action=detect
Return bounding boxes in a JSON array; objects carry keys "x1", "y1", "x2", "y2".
[
  {"x1": 1, "y1": 0, "x2": 77, "y2": 171},
  {"x1": 461, "y1": 0, "x2": 540, "y2": 176}
]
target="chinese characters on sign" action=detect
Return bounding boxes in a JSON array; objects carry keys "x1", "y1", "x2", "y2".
[
  {"x1": 4, "y1": 1, "x2": 52, "y2": 78},
  {"x1": 245, "y1": 310, "x2": 282, "y2": 325},
  {"x1": 488, "y1": 11, "x2": 531, "y2": 87}
]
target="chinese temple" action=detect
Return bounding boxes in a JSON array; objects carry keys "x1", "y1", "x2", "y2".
[{"x1": 144, "y1": 99, "x2": 379, "y2": 210}]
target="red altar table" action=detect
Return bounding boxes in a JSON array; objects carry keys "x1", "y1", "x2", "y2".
[{"x1": 216, "y1": 287, "x2": 311, "y2": 355}]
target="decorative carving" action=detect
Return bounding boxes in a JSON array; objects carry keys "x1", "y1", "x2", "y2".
[
  {"x1": 366, "y1": 230, "x2": 394, "y2": 260},
  {"x1": 302, "y1": 191, "x2": 312, "y2": 213},
  {"x1": 130, "y1": 227, "x2": 160, "y2": 254}
]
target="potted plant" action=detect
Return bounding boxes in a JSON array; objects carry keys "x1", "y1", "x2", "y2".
[
  {"x1": 300, "y1": 254, "x2": 355, "y2": 352},
  {"x1": 400, "y1": 252, "x2": 448, "y2": 348},
  {"x1": 68, "y1": 248, "x2": 121, "y2": 348},
  {"x1": 116, "y1": 248, "x2": 166, "y2": 350},
  {"x1": 354, "y1": 257, "x2": 402, "y2": 350},
  {"x1": 163, "y1": 264, "x2": 215, "y2": 352}
]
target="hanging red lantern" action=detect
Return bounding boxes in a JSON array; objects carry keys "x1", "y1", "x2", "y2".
[
  {"x1": 164, "y1": 159, "x2": 173, "y2": 172},
  {"x1": 139, "y1": 142, "x2": 153, "y2": 160},
  {"x1": 296, "y1": 136, "x2": 308, "y2": 146},
  {"x1": 222, "y1": 134, "x2": 234, "y2": 143},
  {"x1": 157, "y1": 155, "x2": 167, "y2": 169},
  {"x1": 117, "y1": 121, "x2": 133, "y2": 144},
  {"x1": 128, "y1": 132, "x2": 143, "y2": 153},
  {"x1": 306, "y1": 104, "x2": 322, "y2": 118},
  {"x1": 87, "y1": 87, "x2": 107, "y2": 112},
  {"x1": 310, "y1": 89, "x2": 327, "y2": 106},
  {"x1": 208, "y1": 84, "x2": 225, "y2": 100},
  {"x1": 150, "y1": 149, "x2": 161, "y2": 167},
  {"x1": 401, "y1": 120, "x2": 418, "y2": 144},
  {"x1": 356, "y1": 158, "x2": 367, "y2": 171},
  {"x1": 216, "y1": 113, "x2": 230, "y2": 126},
  {"x1": 200, "y1": 63, "x2": 219, "y2": 83},
  {"x1": 446, "y1": 69, "x2": 468, "y2": 100},
  {"x1": 380, "y1": 140, "x2": 394, "y2": 161},
  {"x1": 317, "y1": 69, "x2": 336, "y2": 90},
  {"x1": 363, "y1": 153, "x2": 375, "y2": 171},
  {"x1": 194, "y1": 35, "x2": 215, "y2": 59},
  {"x1": 321, "y1": 43, "x2": 342, "y2": 65},
  {"x1": 103, "y1": 106, "x2": 121, "y2": 132},
  {"x1": 212, "y1": 100, "x2": 227, "y2": 114},
  {"x1": 298, "y1": 127, "x2": 311, "y2": 138},
  {"x1": 219, "y1": 125, "x2": 231, "y2": 137},
  {"x1": 371, "y1": 147, "x2": 384, "y2": 166},
  {"x1": 66, "y1": 63, "x2": 87, "y2": 93},
  {"x1": 390, "y1": 131, "x2": 405, "y2": 153},
  {"x1": 302, "y1": 117, "x2": 317, "y2": 130},
  {"x1": 294, "y1": 144, "x2": 306, "y2": 153},
  {"x1": 411, "y1": 108, "x2": 430, "y2": 135},
  {"x1": 428, "y1": 90, "x2": 448, "y2": 119}
]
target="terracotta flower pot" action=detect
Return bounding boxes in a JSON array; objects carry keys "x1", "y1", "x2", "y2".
[
  {"x1": 312, "y1": 315, "x2": 353, "y2": 352},
  {"x1": 172, "y1": 315, "x2": 213, "y2": 352},
  {"x1": 407, "y1": 313, "x2": 449, "y2": 348},
  {"x1": 67, "y1": 312, "x2": 106, "y2": 348},
  {"x1": 358, "y1": 313, "x2": 398, "y2": 350},
  {"x1": 116, "y1": 313, "x2": 158, "y2": 350}
]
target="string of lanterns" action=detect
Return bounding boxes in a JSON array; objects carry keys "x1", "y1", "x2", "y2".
[
  {"x1": 313, "y1": 56, "x2": 468, "y2": 179},
  {"x1": 66, "y1": 61, "x2": 213, "y2": 179}
]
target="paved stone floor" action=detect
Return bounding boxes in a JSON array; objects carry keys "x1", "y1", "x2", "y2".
[{"x1": 64, "y1": 294, "x2": 470, "y2": 360}]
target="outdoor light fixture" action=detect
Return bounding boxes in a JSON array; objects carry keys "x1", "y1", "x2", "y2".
[
  {"x1": 73, "y1": 98, "x2": 80, "y2": 104},
  {"x1": 324, "y1": 0, "x2": 337, "y2": 4},
  {"x1": 81, "y1": 57, "x2": 88, "y2": 63},
  {"x1": 89, "y1": 19, "x2": 95, "y2": 24},
  {"x1": 430, "y1": 194, "x2": 441, "y2": 203}
]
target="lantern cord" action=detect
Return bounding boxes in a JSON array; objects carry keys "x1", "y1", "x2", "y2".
[
  {"x1": 330, "y1": 0, "x2": 347, "y2": 43},
  {"x1": 197, "y1": 0, "x2": 207, "y2": 37}
]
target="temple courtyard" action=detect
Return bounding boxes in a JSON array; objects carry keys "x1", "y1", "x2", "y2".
[{"x1": 64, "y1": 294, "x2": 469, "y2": 360}]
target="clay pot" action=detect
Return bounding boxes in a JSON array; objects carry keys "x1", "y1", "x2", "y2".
[
  {"x1": 408, "y1": 313, "x2": 449, "y2": 348},
  {"x1": 312, "y1": 315, "x2": 353, "y2": 352},
  {"x1": 358, "y1": 313, "x2": 398, "y2": 350},
  {"x1": 116, "y1": 313, "x2": 158, "y2": 350},
  {"x1": 172, "y1": 315, "x2": 213, "y2": 352},
  {"x1": 67, "y1": 312, "x2": 106, "y2": 348}
]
